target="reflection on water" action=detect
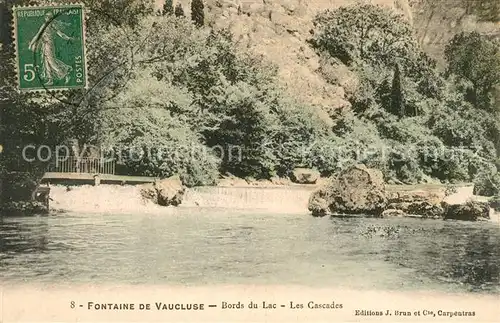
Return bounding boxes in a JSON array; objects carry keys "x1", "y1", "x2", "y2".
[
  {"x1": 0, "y1": 219, "x2": 50, "y2": 255},
  {"x1": 359, "y1": 223, "x2": 500, "y2": 292},
  {"x1": 446, "y1": 230, "x2": 499, "y2": 290},
  {"x1": 0, "y1": 211, "x2": 499, "y2": 294}
]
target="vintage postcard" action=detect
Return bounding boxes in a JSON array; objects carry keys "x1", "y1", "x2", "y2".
[{"x1": 0, "y1": 0, "x2": 499, "y2": 322}]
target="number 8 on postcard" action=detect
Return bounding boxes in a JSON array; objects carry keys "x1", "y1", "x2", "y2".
[{"x1": 13, "y1": 4, "x2": 87, "y2": 91}]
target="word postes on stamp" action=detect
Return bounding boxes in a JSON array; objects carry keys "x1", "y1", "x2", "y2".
[{"x1": 13, "y1": 4, "x2": 87, "y2": 92}]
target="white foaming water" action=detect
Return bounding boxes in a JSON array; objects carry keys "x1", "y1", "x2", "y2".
[
  {"x1": 442, "y1": 185, "x2": 475, "y2": 204},
  {"x1": 49, "y1": 185, "x2": 317, "y2": 214},
  {"x1": 182, "y1": 186, "x2": 316, "y2": 213},
  {"x1": 49, "y1": 185, "x2": 176, "y2": 215}
]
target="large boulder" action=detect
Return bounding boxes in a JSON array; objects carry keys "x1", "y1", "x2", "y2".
[
  {"x1": 155, "y1": 176, "x2": 185, "y2": 206},
  {"x1": 140, "y1": 183, "x2": 158, "y2": 204},
  {"x1": 140, "y1": 176, "x2": 185, "y2": 207},
  {"x1": 290, "y1": 168, "x2": 320, "y2": 184},
  {"x1": 308, "y1": 164, "x2": 387, "y2": 217},
  {"x1": 443, "y1": 200, "x2": 490, "y2": 221},
  {"x1": 308, "y1": 187, "x2": 331, "y2": 217}
]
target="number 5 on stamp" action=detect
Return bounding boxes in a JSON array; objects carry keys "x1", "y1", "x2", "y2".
[{"x1": 13, "y1": 3, "x2": 87, "y2": 92}]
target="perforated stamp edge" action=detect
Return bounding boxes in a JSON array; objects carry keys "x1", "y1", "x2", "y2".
[{"x1": 11, "y1": 2, "x2": 89, "y2": 93}]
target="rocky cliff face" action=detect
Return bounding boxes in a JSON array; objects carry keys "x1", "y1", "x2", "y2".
[{"x1": 154, "y1": 0, "x2": 499, "y2": 112}]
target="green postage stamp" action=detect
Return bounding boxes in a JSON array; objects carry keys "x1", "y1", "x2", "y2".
[{"x1": 13, "y1": 3, "x2": 87, "y2": 91}]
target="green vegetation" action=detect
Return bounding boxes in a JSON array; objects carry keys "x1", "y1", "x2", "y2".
[
  {"x1": 191, "y1": 0, "x2": 205, "y2": 27},
  {"x1": 310, "y1": 4, "x2": 499, "y2": 185},
  {"x1": 474, "y1": 171, "x2": 500, "y2": 196},
  {"x1": 445, "y1": 32, "x2": 500, "y2": 113},
  {"x1": 163, "y1": 0, "x2": 174, "y2": 15},
  {"x1": 1, "y1": 1, "x2": 499, "y2": 211},
  {"x1": 389, "y1": 64, "x2": 405, "y2": 118},
  {"x1": 96, "y1": 18, "x2": 331, "y2": 182},
  {"x1": 174, "y1": 3, "x2": 185, "y2": 18}
]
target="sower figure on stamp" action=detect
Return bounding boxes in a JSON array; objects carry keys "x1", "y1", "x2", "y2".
[{"x1": 28, "y1": 12, "x2": 74, "y2": 86}]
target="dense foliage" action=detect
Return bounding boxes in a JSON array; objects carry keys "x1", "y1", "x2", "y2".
[
  {"x1": 163, "y1": 0, "x2": 173, "y2": 15},
  {"x1": 311, "y1": 4, "x2": 499, "y2": 186},
  {"x1": 445, "y1": 32, "x2": 500, "y2": 113},
  {"x1": 97, "y1": 17, "x2": 332, "y2": 182},
  {"x1": 191, "y1": 0, "x2": 205, "y2": 27},
  {"x1": 174, "y1": 3, "x2": 185, "y2": 18}
]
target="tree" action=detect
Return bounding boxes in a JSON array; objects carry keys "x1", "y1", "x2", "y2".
[
  {"x1": 311, "y1": 4, "x2": 421, "y2": 70},
  {"x1": 0, "y1": 0, "x2": 63, "y2": 205},
  {"x1": 389, "y1": 64, "x2": 405, "y2": 117},
  {"x1": 174, "y1": 3, "x2": 185, "y2": 17},
  {"x1": 311, "y1": 3, "x2": 440, "y2": 98},
  {"x1": 100, "y1": 69, "x2": 220, "y2": 187},
  {"x1": 191, "y1": 0, "x2": 204, "y2": 27},
  {"x1": 163, "y1": 0, "x2": 174, "y2": 15},
  {"x1": 445, "y1": 32, "x2": 500, "y2": 113},
  {"x1": 84, "y1": 0, "x2": 155, "y2": 27}
]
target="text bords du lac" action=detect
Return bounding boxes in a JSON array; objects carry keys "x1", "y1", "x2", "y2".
[{"x1": 222, "y1": 301, "x2": 342, "y2": 310}]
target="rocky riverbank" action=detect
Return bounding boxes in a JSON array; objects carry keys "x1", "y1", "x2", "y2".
[
  {"x1": 3, "y1": 166, "x2": 498, "y2": 222},
  {"x1": 308, "y1": 164, "x2": 498, "y2": 222}
]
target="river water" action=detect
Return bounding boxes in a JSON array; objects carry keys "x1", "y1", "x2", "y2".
[{"x1": 1, "y1": 209, "x2": 499, "y2": 295}]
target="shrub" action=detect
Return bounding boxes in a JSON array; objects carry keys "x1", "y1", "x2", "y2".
[
  {"x1": 431, "y1": 92, "x2": 493, "y2": 145},
  {"x1": 474, "y1": 170, "x2": 500, "y2": 196},
  {"x1": 98, "y1": 18, "x2": 317, "y2": 182},
  {"x1": 445, "y1": 32, "x2": 500, "y2": 112},
  {"x1": 272, "y1": 97, "x2": 332, "y2": 175},
  {"x1": 163, "y1": 0, "x2": 173, "y2": 15},
  {"x1": 2, "y1": 172, "x2": 39, "y2": 202},
  {"x1": 174, "y1": 3, "x2": 185, "y2": 17},
  {"x1": 100, "y1": 69, "x2": 220, "y2": 187},
  {"x1": 191, "y1": 0, "x2": 205, "y2": 27},
  {"x1": 310, "y1": 111, "x2": 388, "y2": 176},
  {"x1": 202, "y1": 82, "x2": 281, "y2": 179}
]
